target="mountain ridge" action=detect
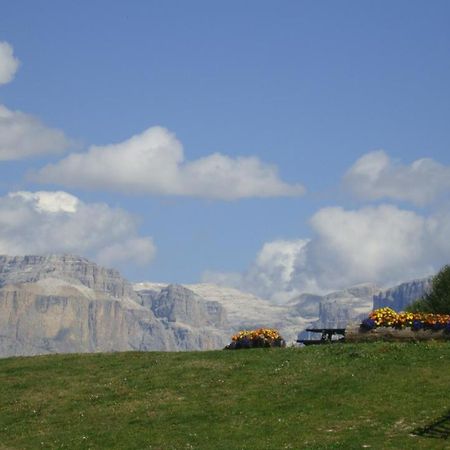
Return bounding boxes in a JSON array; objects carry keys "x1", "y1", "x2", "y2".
[{"x1": 0, "y1": 254, "x2": 435, "y2": 357}]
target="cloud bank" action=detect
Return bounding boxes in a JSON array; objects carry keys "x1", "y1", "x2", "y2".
[
  {"x1": 36, "y1": 126, "x2": 305, "y2": 200},
  {"x1": 205, "y1": 204, "x2": 450, "y2": 301},
  {"x1": 0, "y1": 191, "x2": 156, "y2": 269},
  {"x1": 344, "y1": 150, "x2": 450, "y2": 205},
  {"x1": 0, "y1": 42, "x2": 19, "y2": 85},
  {"x1": 0, "y1": 105, "x2": 71, "y2": 161},
  {"x1": 205, "y1": 150, "x2": 450, "y2": 302}
]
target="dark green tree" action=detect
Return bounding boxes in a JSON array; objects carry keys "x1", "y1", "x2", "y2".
[{"x1": 408, "y1": 265, "x2": 450, "y2": 314}]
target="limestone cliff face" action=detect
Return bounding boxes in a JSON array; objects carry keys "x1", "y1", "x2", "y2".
[
  {"x1": 136, "y1": 284, "x2": 230, "y2": 350},
  {"x1": 137, "y1": 282, "x2": 310, "y2": 345},
  {"x1": 148, "y1": 284, "x2": 228, "y2": 328},
  {"x1": 287, "y1": 293, "x2": 322, "y2": 320},
  {"x1": 373, "y1": 278, "x2": 432, "y2": 311},
  {"x1": 0, "y1": 279, "x2": 177, "y2": 358},
  {"x1": 2, "y1": 254, "x2": 434, "y2": 357},
  {"x1": 301, "y1": 284, "x2": 380, "y2": 332},
  {"x1": 0, "y1": 255, "x2": 234, "y2": 357},
  {"x1": 0, "y1": 255, "x2": 138, "y2": 300}
]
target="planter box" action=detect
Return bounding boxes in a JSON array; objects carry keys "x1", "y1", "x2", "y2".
[{"x1": 345, "y1": 323, "x2": 450, "y2": 343}]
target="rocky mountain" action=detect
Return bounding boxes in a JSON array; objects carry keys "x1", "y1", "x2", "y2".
[
  {"x1": 0, "y1": 255, "x2": 138, "y2": 300},
  {"x1": 0, "y1": 255, "x2": 229, "y2": 357},
  {"x1": 296, "y1": 278, "x2": 434, "y2": 339},
  {"x1": 153, "y1": 285, "x2": 226, "y2": 327},
  {"x1": 136, "y1": 284, "x2": 229, "y2": 350},
  {"x1": 134, "y1": 275, "x2": 440, "y2": 344},
  {"x1": 373, "y1": 277, "x2": 432, "y2": 311},
  {"x1": 0, "y1": 254, "x2": 439, "y2": 358},
  {"x1": 296, "y1": 284, "x2": 380, "y2": 339},
  {"x1": 0, "y1": 278, "x2": 176, "y2": 357},
  {"x1": 318, "y1": 284, "x2": 381, "y2": 326},
  {"x1": 286, "y1": 293, "x2": 322, "y2": 320},
  {"x1": 135, "y1": 282, "x2": 311, "y2": 344}
]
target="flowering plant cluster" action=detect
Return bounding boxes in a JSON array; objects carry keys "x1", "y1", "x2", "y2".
[
  {"x1": 232, "y1": 328, "x2": 282, "y2": 342},
  {"x1": 361, "y1": 307, "x2": 450, "y2": 332},
  {"x1": 225, "y1": 328, "x2": 286, "y2": 349}
]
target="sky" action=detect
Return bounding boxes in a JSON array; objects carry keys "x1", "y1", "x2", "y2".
[{"x1": 1, "y1": 1, "x2": 450, "y2": 301}]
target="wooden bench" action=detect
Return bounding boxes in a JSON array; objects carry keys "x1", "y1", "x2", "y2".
[{"x1": 297, "y1": 328, "x2": 346, "y2": 345}]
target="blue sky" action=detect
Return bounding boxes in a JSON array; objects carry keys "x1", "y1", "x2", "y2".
[{"x1": 1, "y1": 1, "x2": 450, "y2": 299}]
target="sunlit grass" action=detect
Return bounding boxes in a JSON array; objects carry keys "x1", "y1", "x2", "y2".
[{"x1": 1, "y1": 342, "x2": 450, "y2": 449}]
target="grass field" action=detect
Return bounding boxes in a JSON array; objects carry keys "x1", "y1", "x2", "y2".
[{"x1": 1, "y1": 342, "x2": 450, "y2": 449}]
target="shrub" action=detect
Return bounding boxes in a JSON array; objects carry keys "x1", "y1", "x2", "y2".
[{"x1": 408, "y1": 265, "x2": 450, "y2": 314}]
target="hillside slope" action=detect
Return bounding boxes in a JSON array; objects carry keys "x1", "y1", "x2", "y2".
[{"x1": 1, "y1": 343, "x2": 449, "y2": 449}]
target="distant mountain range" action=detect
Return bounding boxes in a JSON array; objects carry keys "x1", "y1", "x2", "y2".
[{"x1": 0, "y1": 255, "x2": 432, "y2": 358}]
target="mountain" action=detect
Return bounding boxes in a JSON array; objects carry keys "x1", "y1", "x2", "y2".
[
  {"x1": 0, "y1": 254, "x2": 439, "y2": 358},
  {"x1": 0, "y1": 255, "x2": 228, "y2": 357},
  {"x1": 296, "y1": 284, "x2": 380, "y2": 339},
  {"x1": 286, "y1": 293, "x2": 322, "y2": 320},
  {"x1": 136, "y1": 284, "x2": 229, "y2": 350},
  {"x1": 316, "y1": 284, "x2": 381, "y2": 327},
  {"x1": 296, "y1": 278, "x2": 433, "y2": 337},
  {"x1": 0, "y1": 255, "x2": 137, "y2": 299},
  {"x1": 0, "y1": 277, "x2": 176, "y2": 358},
  {"x1": 135, "y1": 282, "x2": 311, "y2": 344},
  {"x1": 372, "y1": 277, "x2": 432, "y2": 311}
]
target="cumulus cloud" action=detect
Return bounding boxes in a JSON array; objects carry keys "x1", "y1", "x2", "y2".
[
  {"x1": 0, "y1": 191, "x2": 156, "y2": 269},
  {"x1": 35, "y1": 126, "x2": 304, "y2": 200},
  {"x1": 205, "y1": 204, "x2": 450, "y2": 301},
  {"x1": 297, "y1": 205, "x2": 435, "y2": 290},
  {"x1": 0, "y1": 42, "x2": 19, "y2": 85},
  {"x1": 344, "y1": 150, "x2": 450, "y2": 205},
  {"x1": 0, "y1": 105, "x2": 71, "y2": 160},
  {"x1": 204, "y1": 239, "x2": 311, "y2": 302},
  {"x1": 11, "y1": 190, "x2": 79, "y2": 213}
]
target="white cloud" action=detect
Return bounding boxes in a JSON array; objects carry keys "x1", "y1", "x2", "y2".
[
  {"x1": 35, "y1": 126, "x2": 305, "y2": 200},
  {"x1": 10, "y1": 191, "x2": 79, "y2": 213},
  {"x1": 0, "y1": 191, "x2": 156, "y2": 269},
  {"x1": 344, "y1": 150, "x2": 450, "y2": 205},
  {"x1": 246, "y1": 239, "x2": 310, "y2": 300},
  {"x1": 0, "y1": 42, "x2": 19, "y2": 85},
  {"x1": 298, "y1": 205, "x2": 434, "y2": 290},
  {"x1": 0, "y1": 105, "x2": 71, "y2": 160},
  {"x1": 204, "y1": 239, "x2": 311, "y2": 302},
  {"x1": 205, "y1": 204, "x2": 450, "y2": 301}
]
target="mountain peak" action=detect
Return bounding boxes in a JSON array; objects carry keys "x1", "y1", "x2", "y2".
[{"x1": 0, "y1": 254, "x2": 136, "y2": 300}]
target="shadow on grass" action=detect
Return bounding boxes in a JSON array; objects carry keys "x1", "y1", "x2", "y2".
[{"x1": 413, "y1": 409, "x2": 450, "y2": 440}]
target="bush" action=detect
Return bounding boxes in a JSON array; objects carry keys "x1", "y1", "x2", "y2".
[{"x1": 408, "y1": 265, "x2": 450, "y2": 314}]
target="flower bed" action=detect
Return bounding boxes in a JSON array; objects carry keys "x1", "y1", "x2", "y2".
[
  {"x1": 346, "y1": 307, "x2": 450, "y2": 343},
  {"x1": 361, "y1": 307, "x2": 450, "y2": 331},
  {"x1": 225, "y1": 328, "x2": 286, "y2": 349}
]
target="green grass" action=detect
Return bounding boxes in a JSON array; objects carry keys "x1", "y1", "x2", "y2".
[{"x1": 1, "y1": 342, "x2": 450, "y2": 449}]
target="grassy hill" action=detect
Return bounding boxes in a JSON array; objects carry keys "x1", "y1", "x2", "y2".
[{"x1": 1, "y1": 342, "x2": 450, "y2": 449}]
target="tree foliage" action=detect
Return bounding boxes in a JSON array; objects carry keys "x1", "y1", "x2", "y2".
[{"x1": 408, "y1": 265, "x2": 450, "y2": 314}]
